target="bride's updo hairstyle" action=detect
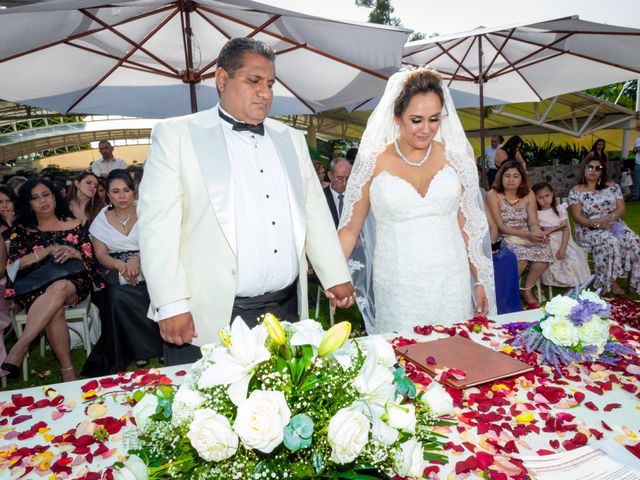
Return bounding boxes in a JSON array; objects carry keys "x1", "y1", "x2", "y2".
[{"x1": 393, "y1": 69, "x2": 444, "y2": 118}]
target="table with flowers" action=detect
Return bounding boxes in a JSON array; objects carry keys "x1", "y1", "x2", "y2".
[{"x1": 0, "y1": 299, "x2": 639, "y2": 480}]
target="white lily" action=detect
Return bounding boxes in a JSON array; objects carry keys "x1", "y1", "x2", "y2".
[{"x1": 198, "y1": 317, "x2": 270, "y2": 406}]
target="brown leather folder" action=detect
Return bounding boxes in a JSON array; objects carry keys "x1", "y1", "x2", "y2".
[{"x1": 394, "y1": 335, "x2": 534, "y2": 389}]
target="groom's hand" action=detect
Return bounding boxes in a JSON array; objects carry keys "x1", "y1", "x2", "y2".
[
  {"x1": 325, "y1": 282, "x2": 356, "y2": 309},
  {"x1": 159, "y1": 312, "x2": 198, "y2": 345}
]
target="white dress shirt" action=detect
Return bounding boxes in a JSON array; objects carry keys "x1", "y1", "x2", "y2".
[
  {"x1": 155, "y1": 106, "x2": 298, "y2": 320},
  {"x1": 91, "y1": 157, "x2": 128, "y2": 176},
  {"x1": 485, "y1": 144, "x2": 501, "y2": 169}
]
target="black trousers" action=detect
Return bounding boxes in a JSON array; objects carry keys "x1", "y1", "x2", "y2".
[{"x1": 163, "y1": 280, "x2": 298, "y2": 366}]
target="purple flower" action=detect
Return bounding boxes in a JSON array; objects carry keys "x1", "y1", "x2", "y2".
[
  {"x1": 503, "y1": 321, "x2": 538, "y2": 334},
  {"x1": 569, "y1": 300, "x2": 605, "y2": 326}
]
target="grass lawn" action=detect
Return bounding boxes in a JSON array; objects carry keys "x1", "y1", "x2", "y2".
[{"x1": 2, "y1": 201, "x2": 639, "y2": 391}]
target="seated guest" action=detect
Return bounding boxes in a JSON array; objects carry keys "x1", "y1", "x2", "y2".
[
  {"x1": 486, "y1": 161, "x2": 552, "y2": 309},
  {"x1": 82, "y1": 170, "x2": 163, "y2": 376},
  {"x1": 1, "y1": 179, "x2": 99, "y2": 381},
  {"x1": 485, "y1": 198, "x2": 521, "y2": 314},
  {"x1": 0, "y1": 186, "x2": 17, "y2": 365},
  {"x1": 532, "y1": 182, "x2": 591, "y2": 288},
  {"x1": 0, "y1": 185, "x2": 17, "y2": 238},
  {"x1": 67, "y1": 170, "x2": 103, "y2": 227},
  {"x1": 494, "y1": 135, "x2": 527, "y2": 172},
  {"x1": 5, "y1": 176, "x2": 27, "y2": 197},
  {"x1": 569, "y1": 159, "x2": 640, "y2": 295},
  {"x1": 583, "y1": 138, "x2": 608, "y2": 165},
  {"x1": 312, "y1": 160, "x2": 329, "y2": 188},
  {"x1": 323, "y1": 157, "x2": 352, "y2": 228},
  {"x1": 126, "y1": 164, "x2": 144, "y2": 193},
  {"x1": 97, "y1": 177, "x2": 107, "y2": 206}
]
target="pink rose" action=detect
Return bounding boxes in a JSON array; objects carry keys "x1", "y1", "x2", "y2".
[
  {"x1": 82, "y1": 243, "x2": 93, "y2": 259},
  {"x1": 33, "y1": 245, "x2": 45, "y2": 252},
  {"x1": 65, "y1": 233, "x2": 79, "y2": 245}
]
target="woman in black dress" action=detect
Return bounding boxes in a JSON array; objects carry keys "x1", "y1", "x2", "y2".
[{"x1": 82, "y1": 170, "x2": 162, "y2": 376}]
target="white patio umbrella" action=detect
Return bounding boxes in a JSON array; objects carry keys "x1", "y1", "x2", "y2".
[
  {"x1": 401, "y1": 16, "x2": 640, "y2": 181},
  {"x1": 0, "y1": 0, "x2": 410, "y2": 118}
]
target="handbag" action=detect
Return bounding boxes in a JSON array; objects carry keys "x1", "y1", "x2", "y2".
[{"x1": 13, "y1": 257, "x2": 87, "y2": 296}]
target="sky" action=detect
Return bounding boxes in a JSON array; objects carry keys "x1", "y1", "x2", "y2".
[{"x1": 261, "y1": 0, "x2": 640, "y2": 36}]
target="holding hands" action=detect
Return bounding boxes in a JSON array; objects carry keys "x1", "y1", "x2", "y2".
[{"x1": 325, "y1": 282, "x2": 356, "y2": 309}]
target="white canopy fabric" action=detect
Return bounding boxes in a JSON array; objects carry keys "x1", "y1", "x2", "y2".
[
  {"x1": 0, "y1": 0, "x2": 410, "y2": 118},
  {"x1": 403, "y1": 16, "x2": 640, "y2": 106}
]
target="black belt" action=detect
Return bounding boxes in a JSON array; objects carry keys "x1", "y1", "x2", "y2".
[{"x1": 234, "y1": 279, "x2": 298, "y2": 311}]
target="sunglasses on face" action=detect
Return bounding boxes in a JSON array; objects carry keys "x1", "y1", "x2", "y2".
[{"x1": 586, "y1": 165, "x2": 603, "y2": 172}]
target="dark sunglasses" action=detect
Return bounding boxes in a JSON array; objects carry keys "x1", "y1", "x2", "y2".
[{"x1": 586, "y1": 165, "x2": 603, "y2": 172}]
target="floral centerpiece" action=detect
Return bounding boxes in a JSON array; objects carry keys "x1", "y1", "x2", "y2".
[
  {"x1": 114, "y1": 315, "x2": 454, "y2": 479},
  {"x1": 507, "y1": 285, "x2": 634, "y2": 370}
]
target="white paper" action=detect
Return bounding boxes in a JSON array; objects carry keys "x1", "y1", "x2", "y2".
[{"x1": 521, "y1": 442, "x2": 640, "y2": 480}]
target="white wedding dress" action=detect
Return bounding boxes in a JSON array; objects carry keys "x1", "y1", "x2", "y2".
[{"x1": 368, "y1": 166, "x2": 472, "y2": 334}]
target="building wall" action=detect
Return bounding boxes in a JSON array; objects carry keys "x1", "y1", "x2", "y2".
[{"x1": 31, "y1": 144, "x2": 150, "y2": 171}]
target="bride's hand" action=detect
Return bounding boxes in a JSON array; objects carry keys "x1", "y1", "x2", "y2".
[{"x1": 474, "y1": 284, "x2": 489, "y2": 316}]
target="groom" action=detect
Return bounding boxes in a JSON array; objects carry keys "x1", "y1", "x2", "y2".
[{"x1": 138, "y1": 38, "x2": 355, "y2": 366}]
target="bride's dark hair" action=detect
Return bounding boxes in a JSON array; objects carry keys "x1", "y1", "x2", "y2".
[{"x1": 393, "y1": 69, "x2": 444, "y2": 117}]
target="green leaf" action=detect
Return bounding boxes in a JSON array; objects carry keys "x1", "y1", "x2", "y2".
[
  {"x1": 393, "y1": 367, "x2": 417, "y2": 398},
  {"x1": 299, "y1": 373, "x2": 320, "y2": 392}
]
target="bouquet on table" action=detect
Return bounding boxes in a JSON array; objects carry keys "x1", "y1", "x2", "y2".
[
  {"x1": 507, "y1": 284, "x2": 634, "y2": 369},
  {"x1": 115, "y1": 315, "x2": 454, "y2": 480}
]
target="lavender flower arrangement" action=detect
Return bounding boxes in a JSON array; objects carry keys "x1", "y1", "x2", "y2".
[{"x1": 506, "y1": 280, "x2": 633, "y2": 370}]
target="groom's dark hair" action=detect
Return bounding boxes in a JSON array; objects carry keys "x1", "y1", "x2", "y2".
[{"x1": 217, "y1": 38, "x2": 276, "y2": 79}]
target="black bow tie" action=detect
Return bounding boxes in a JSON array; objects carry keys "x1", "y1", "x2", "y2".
[{"x1": 219, "y1": 109, "x2": 264, "y2": 136}]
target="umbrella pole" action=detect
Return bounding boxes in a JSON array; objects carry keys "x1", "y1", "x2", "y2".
[
  {"x1": 182, "y1": 0, "x2": 198, "y2": 113},
  {"x1": 478, "y1": 36, "x2": 487, "y2": 190}
]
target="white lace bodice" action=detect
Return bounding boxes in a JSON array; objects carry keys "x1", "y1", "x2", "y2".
[{"x1": 367, "y1": 165, "x2": 472, "y2": 334}]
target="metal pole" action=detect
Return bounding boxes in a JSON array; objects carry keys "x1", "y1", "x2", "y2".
[
  {"x1": 183, "y1": 0, "x2": 198, "y2": 113},
  {"x1": 478, "y1": 36, "x2": 486, "y2": 189}
]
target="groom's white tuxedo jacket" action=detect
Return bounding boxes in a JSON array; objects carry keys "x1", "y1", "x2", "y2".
[{"x1": 138, "y1": 107, "x2": 350, "y2": 346}]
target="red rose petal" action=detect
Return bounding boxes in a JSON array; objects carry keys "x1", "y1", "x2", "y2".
[
  {"x1": 603, "y1": 403, "x2": 622, "y2": 412},
  {"x1": 601, "y1": 421, "x2": 613, "y2": 431},
  {"x1": 584, "y1": 401, "x2": 599, "y2": 411},
  {"x1": 573, "y1": 391, "x2": 585, "y2": 403},
  {"x1": 537, "y1": 449, "x2": 556, "y2": 455},
  {"x1": 426, "y1": 356, "x2": 437, "y2": 365}
]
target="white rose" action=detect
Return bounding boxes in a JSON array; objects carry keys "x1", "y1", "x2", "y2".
[
  {"x1": 578, "y1": 290, "x2": 607, "y2": 308},
  {"x1": 577, "y1": 316, "x2": 610, "y2": 355},
  {"x1": 132, "y1": 394, "x2": 158, "y2": 429},
  {"x1": 393, "y1": 439, "x2": 428, "y2": 480},
  {"x1": 362, "y1": 335, "x2": 397, "y2": 368},
  {"x1": 421, "y1": 381, "x2": 454, "y2": 417},
  {"x1": 113, "y1": 454, "x2": 149, "y2": 480},
  {"x1": 187, "y1": 409, "x2": 238, "y2": 462},
  {"x1": 545, "y1": 295, "x2": 578, "y2": 318},
  {"x1": 327, "y1": 407, "x2": 370, "y2": 464},
  {"x1": 233, "y1": 390, "x2": 291, "y2": 454},
  {"x1": 541, "y1": 315, "x2": 579, "y2": 347},
  {"x1": 171, "y1": 384, "x2": 205, "y2": 426},
  {"x1": 385, "y1": 402, "x2": 416, "y2": 434}
]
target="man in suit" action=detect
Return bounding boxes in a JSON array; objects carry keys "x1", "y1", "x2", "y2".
[
  {"x1": 323, "y1": 157, "x2": 352, "y2": 228},
  {"x1": 138, "y1": 38, "x2": 355, "y2": 366}
]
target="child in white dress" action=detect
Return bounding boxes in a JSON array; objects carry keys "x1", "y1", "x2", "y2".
[{"x1": 532, "y1": 182, "x2": 591, "y2": 287}]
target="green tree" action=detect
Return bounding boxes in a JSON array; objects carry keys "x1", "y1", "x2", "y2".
[
  {"x1": 355, "y1": 0, "x2": 401, "y2": 26},
  {"x1": 584, "y1": 81, "x2": 637, "y2": 110}
]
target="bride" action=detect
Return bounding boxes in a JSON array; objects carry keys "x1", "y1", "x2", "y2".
[{"x1": 338, "y1": 68, "x2": 496, "y2": 334}]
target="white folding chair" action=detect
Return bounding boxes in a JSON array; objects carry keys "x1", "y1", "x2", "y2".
[{"x1": 10, "y1": 297, "x2": 97, "y2": 382}]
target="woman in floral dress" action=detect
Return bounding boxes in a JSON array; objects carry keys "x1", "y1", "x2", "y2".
[
  {"x1": 486, "y1": 160, "x2": 552, "y2": 309},
  {"x1": 0, "y1": 179, "x2": 99, "y2": 381},
  {"x1": 569, "y1": 158, "x2": 640, "y2": 295}
]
